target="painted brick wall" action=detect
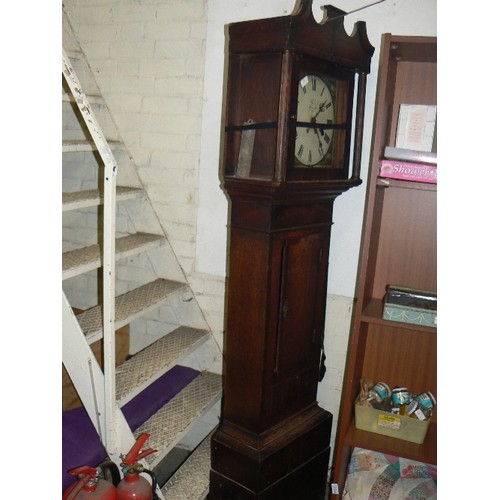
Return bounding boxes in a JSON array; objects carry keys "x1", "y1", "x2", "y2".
[
  {"x1": 64, "y1": 0, "x2": 208, "y2": 279},
  {"x1": 318, "y1": 295, "x2": 353, "y2": 441}
]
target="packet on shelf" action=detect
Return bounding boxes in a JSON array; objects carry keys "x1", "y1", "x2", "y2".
[{"x1": 355, "y1": 378, "x2": 373, "y2": 407}]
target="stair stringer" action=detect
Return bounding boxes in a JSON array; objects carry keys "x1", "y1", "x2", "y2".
[{"x1": 62, "y1": 291, "x2": 136, "y2": 460}]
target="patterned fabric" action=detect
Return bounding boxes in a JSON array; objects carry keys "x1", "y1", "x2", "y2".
[{"x1": 343, "y1": 448, "x2": 437, "y2": 500}]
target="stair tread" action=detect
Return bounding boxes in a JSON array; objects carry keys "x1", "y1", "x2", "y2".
[
  {"x1": 62, "y1": 186, "x2": 143, "y2": 211},
  {"x1": 161, "y1": 434, "x2": 212, "y2": 500},
  {"x1": 116, "y1": 326, "x2": 210, "y2": 405},
  {"x1": 135, "y1": 371, "x2": 221, "y2": 468},
  {"x1": 63, "y1": 139, "x2": 122, "y2": 152},
  {"x1": 76, "y1": 278, "x2": 187, "y2": 344},
  {"x1": 63, "y1": 232, "x2": 165, "y2": 280}
]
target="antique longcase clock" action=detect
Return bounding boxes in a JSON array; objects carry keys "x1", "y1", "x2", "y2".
[{"x1": 209, "y1": 1, "x2": 373, "y2": 498}]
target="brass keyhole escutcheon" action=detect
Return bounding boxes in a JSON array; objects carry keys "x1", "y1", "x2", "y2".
[{"x1": 281, "y1": 299, "x2": 289, "y2": 318}]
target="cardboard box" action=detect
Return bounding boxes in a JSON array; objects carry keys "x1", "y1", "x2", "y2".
[
  {"x1": 355, "y1": 404, "x2": 429, "y2": 444},
  {"x1": 379, "y1": 159, "x2": 437, "y2": 184}
]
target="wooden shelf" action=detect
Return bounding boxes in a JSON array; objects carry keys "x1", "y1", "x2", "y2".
[
  {"x1": 330, "y1": 34, "x2": 437, "y2": 498},
  {"x1": 345, "y1": 418, "x2": 437, "y2": 465},
  {"x1": 376, "y1": 176, "x2": 437, "y2": 192},
  {"x1": 361, "y1": 298, "x2": 437, "y2": 334}
]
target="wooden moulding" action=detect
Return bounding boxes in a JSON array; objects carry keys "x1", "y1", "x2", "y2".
[
  {"x1": 228, "y1": 0, "x2": 374, "y2": 72},
  {"x1": 210, "y1": 405, "x2": 332, "y2": 499}
]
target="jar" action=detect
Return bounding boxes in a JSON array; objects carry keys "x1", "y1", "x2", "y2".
[
  {"x1": 391, "y1": 387, "x2": 412, "y2": 415},
  {"x1": 407, "y1": 391, "x2": 436, "y2": 420},
  {"x1": 391, "y1": 387, "x2": 412, "y2": 405},
  {"x1": 367, "y1": 382, "x2": 391, "y2": 403}
]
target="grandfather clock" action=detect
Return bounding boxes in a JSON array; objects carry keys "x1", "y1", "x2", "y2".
[{"x1": 209, "y1": 1, "x2": 373, "y2": 498}]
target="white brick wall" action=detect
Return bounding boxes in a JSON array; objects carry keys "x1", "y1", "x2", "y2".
[
  {"x1": 64, "y1": 0, "x2": 208, "y2": 274},
  {"x1": 318, "y1": 295, "x2": 353, "y2": 444}
]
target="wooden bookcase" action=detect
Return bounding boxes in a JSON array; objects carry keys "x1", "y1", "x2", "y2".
[{"x1": 330, "y1": 34, "x2": 437, "y2": 497}]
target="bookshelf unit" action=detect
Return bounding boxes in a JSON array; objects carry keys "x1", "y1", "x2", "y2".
[{"x1": 330, "y1": 34, "x2": 437, "y2": 497}]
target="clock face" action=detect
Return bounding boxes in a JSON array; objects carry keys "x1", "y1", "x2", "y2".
[{"x1": 294, "y1": 74, "x2": 335, "y2": 167}]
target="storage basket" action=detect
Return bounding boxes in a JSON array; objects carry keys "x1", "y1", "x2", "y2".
[{"x1": 354, "y1": 404, "x2": 429, "y2": 444}]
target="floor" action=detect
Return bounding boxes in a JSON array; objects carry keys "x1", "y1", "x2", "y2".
[{"x1": 155, "y1": 446, "x2": 191, "y2": 487}]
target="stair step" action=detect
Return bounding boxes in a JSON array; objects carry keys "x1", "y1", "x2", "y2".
[
  {"x1": 76, "y1": 278, "x2": 187, "y2": 345},
  {"x1": 161, "y1": 433, "x2": 212, "y2": 500},
  {"x1": 62, "y1": 186, "x2": 143, "y2": 212},
  {"x1": 62, "y1": 139, "x2": 122, "y2": 152},
  {"x1": 63, "y1": 232, "x2": 165, "y2": 280},
  {"x1": 135, "y1": 371, "x2": 221, "y2": 469},
  {"x1": 116, "y1": 327, "x2": 210, "y2": 406}
]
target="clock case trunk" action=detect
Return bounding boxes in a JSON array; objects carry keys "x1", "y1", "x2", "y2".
[{"x1": 210, "y1": 183, "x2": 336, "y2": 499}]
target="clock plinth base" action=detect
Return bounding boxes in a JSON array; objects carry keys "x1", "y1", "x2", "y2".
[{"x1": 208, "y1": 405, "x2": 332, "y2": 500}]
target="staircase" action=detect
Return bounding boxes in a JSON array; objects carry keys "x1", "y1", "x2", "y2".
[{"x1": 62, "y1": 10, "x2": 221, "y2": 499}]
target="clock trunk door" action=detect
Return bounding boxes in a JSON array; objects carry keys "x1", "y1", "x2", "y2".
[{"x1": 268, "y1": 229, "x2": 330, "y2": 423}]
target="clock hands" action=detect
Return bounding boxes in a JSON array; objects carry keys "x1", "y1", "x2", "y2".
[
  {"x1": 313, "y1": 124, "x2": 325, "y2": 159},
  {"x1": 314, "y1": 101, "x2": 328, "y2": 119},
  {"x1": 306, "y1": 100, "x2": 328, "y2": 133},
  {"x1": 312, "y1": 101, "x2": 332, "y2": 161}
]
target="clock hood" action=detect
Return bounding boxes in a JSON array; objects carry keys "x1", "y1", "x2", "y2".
[{"x1": 228, "y1": 0, "x2": 374, "y2": 73}]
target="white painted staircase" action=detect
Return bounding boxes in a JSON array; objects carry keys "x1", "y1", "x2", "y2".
[{"x1": 62, "y1": 9, "x2": 220, "y2": 499}]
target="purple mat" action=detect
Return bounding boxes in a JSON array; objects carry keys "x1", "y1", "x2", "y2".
[{"x1": 62, "y1": 365, "x2": 200, "y2": 492}]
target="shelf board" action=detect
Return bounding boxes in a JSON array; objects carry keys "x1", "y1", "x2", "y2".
[
  {"x1": 361, "y1": 298, "x2": 436, "y2": 334},
  {"x1": 376, "y1": 177, "x2": 437, "y2": 192},
  {"x1": 345, "y1": 418, "x2": 437, "y2": 465}
]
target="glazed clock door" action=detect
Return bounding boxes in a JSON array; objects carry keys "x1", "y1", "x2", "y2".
[
  {"x1": 287, "y1": 55, "x2": 357, "y2": 181},
  {"x1": 268, "y1": 228, "x2": 330, "y2": 424}
]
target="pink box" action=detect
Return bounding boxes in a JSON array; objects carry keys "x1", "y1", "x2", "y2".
[{"x1": 379, "y1": 159, "x2": 437, "y2": 184}]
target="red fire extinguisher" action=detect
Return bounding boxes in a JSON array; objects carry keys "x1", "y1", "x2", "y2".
[
  {"x1": 63, "y1": 463, "x2": 119, "y2": 500},
  {"x1": 117, "y1": 433, "x2": 159, "y2": 500}
]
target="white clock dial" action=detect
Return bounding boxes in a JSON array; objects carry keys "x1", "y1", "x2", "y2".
[{"x1": 294, "y1": 75, "x2": 335, "y2": 166}]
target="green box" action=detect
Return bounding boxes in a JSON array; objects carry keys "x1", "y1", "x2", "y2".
[
  {"x1": 383, "y1": 303, "x2": 437, "y2": 327},
  {"x1": 355, "y1": 404, "x2": 429, "y2": 444}
]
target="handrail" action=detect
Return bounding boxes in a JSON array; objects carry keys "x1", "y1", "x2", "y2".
[{"x1": 62, "y1": 49, "x2": 118, "y2": 454}]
